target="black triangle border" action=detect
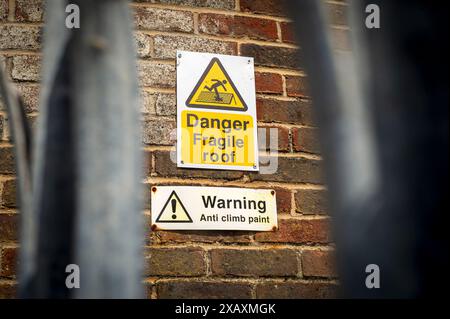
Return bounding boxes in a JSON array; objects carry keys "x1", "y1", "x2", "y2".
[
  {"x1": 155, "y1": 191, "x2": 193, "y2": 223},
  {"x1": 185, "y1": 57, "x2": 248, "y2": 112}
]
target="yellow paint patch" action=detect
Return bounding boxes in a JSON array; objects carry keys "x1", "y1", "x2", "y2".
[{"x1": 180, "y1": 110, "x2": 256, "y2": 167}]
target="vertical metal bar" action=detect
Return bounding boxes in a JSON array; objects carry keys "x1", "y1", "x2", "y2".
[
  {"x1": 287, "y1": 0, "x2": 449, "y2": 297},
  {"x1": 22, "y1": 0, "x2": 79, "y2": 298},
  {"x1": 70, "y1": 0, "x2": 143, "y2": 298},
  {"x1": 0, "y1": 66, "x2": 33, "y2": 297},
  {"x1": 285, "y1": 0, "x2": 383, "y2": 297},
  {"x1": 18, "y1": 0, "x2": 143, "y2": 298}
]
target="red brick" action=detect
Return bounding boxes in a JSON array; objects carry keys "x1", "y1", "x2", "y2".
[
  {"x1": 199, "y1": 14, "x2": 278, "y2": 41},
  {"x1": 142, "y1": 119, "x2": 176, "y2": 146},
  {"x1": 133, "y1": 0, "x2": 235, "y2": 10},
  {"x1": 1, "y1": 179, "x2": 16, "y2": 208},
  {"x1": 198, "y1": 13, "x2": 232, "y2": 36},
  {"x1": 141, "y1": 184, "x2": 151, "y2": 210},
  {"x1": 240, "y1": 0, "x2": 287, "y2": 17},
  {"x1": 250, "y1": 156, "x2": 323, "y2": 184},
  {"x1": 151, "y1": 230, "x2": 253, "y2": 244},
  {"x1": 285, "y1": 76, "x2": 310, "y2": 97},
  {"x1": 292, "y1": 127, "x2": 320, "y2": 154},
  {"x1": 144, "y1": 280, "x2": 154, "y2": 299},
  {"x1": 255, "y1": 218, "x2": 332, "y2": 244},
  {"x1": 273, "y1": 187, "x2": 291, "y2": 215},
  {"x1": 134, "y1": 7, "x2": 194, "y2": 33},
  {"x1": 143, "y1": 214, "x2": 153, "y2": 246},
  {"x1": 153, "y1": 35, "x2": 237, "y2": 59},
  {"x1": 15, "y1": 0, "x2": 44, "y2": 22},
  {"x1": 257, "y1": 125, "x2": 290, "y2": 152},
  {"x1": 0, "y1": 114, "x2": 4, "y2": 140},
  {"x1": 155, "y1": 93, "x2": 176, "y2": 116},
  {"x1": 154, "y1": 151, "x2": 244, "y2": 180},
  {"x1": 281, "y1": 21, "x2": 296, "y2": 44},
  {"x1": 255, "y1": 72, "x2": 283, "y2": 94},
  {"x1": 0, "y1": 214, "x2": 19, "y2": 242},
  {"x1": 142, "y1": 150, "x2": 152, "y2": 177},
  {"x1": 0, "y1": 25, "x2": 42, "y2": 51},
  {"x1": 295, "y1": 189, "x2": 328, "y2": 215},
  {"x1": 134, "y1": 32, "x2": 152, "y2": 58},
  {"x1": 256, "y1": 281, "x2": 337, "y2": 298},
  {"x1": 157, "y1": 280, "x2": 253, "y2": 298},
  {"x1": 11, "y1": 55, "x2": 42, "y2": 81},
  {"x1": 257, "y1": 98, "x2": 314, "y2": 125},
  {"x1": 302, "y1": 249, "x2": 337, "y2": 278},
  {"x1": 0, "y1": 0, "x2": 7, "y2": 21},
  {"x1": 0, "y1": 281, "x2": 16, "y2": 298},
  {"x1": 145, "y1": 247, "x2": 206, "y2": 277},
  {"x1": 240, "y1": 43, "x2": 300, "y2": 69},
  {"x1": 140, "y1": 90, "x2": 157, "y2": 114},
  {"x1": 138, "y1": 61, "x2": 175, "y2": 88},
  {"x1": 0, "y1": 246, "x2": 18, "y2": 277},
  {"x1": 210, "y1": 248, "x2": 298, "y2": 277}
]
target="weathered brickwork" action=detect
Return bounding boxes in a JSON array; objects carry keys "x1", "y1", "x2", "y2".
[{"x1": 0, "y1": 0, "x2": 349, "y2": 298}]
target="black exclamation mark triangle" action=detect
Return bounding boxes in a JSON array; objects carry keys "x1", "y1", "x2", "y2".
[
  {"x1": 155, "y1": 191, "x2": 193, "y2": 223},
  {"x1": 171, "y1": 198, "x2": 177, "y2": 220}
]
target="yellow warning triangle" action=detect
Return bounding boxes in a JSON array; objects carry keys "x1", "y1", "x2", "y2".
[
  {"x1": 186, "y1": 57, "x2": 248, "y2": 111},
  {"x1": 155, "y1": 191, "x2": 193, "y2": 223}
]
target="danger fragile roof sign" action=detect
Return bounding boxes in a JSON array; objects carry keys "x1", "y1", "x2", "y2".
[
  {"x1": 176, "y1": 51, "x2": 259, "y2": 171},
  {"x1": 151, "y1": 186, "x2": 277, "y2": 231}
]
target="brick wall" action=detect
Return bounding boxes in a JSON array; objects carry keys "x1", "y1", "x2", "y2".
[{"x1": 0, "y1": 0, "x2": 349, "y2": 298}]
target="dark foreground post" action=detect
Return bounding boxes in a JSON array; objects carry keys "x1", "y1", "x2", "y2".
[
  {"x1": 287, "y1": 0, "x2": 448, "y2": 297},
  {"x1": 1, "y1": 0, "x2": 143, "y2": 298}
]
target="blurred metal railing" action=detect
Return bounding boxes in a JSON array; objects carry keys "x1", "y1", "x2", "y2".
[
  {"x1": 1, "y1": 0, "x2": 448, "y2": 299},
  {"x1": 1, "y1": 0, "x2": 143, "y2": 298},
  {"x1": 287, "y1": 0, "x2": 448, "y2": 297}
]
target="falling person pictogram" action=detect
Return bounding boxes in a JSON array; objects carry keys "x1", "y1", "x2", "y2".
[
  {"x1": 204, "y1": 79, "x2": 228, "y2": 102},
  {"x1": 186, "y1": 57, "x2": 247, "y2": 111}
]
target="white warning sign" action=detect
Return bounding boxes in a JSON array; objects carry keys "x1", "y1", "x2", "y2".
[{"x1": 151, "y1": 186, "x2": 278, "y2": 231}]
